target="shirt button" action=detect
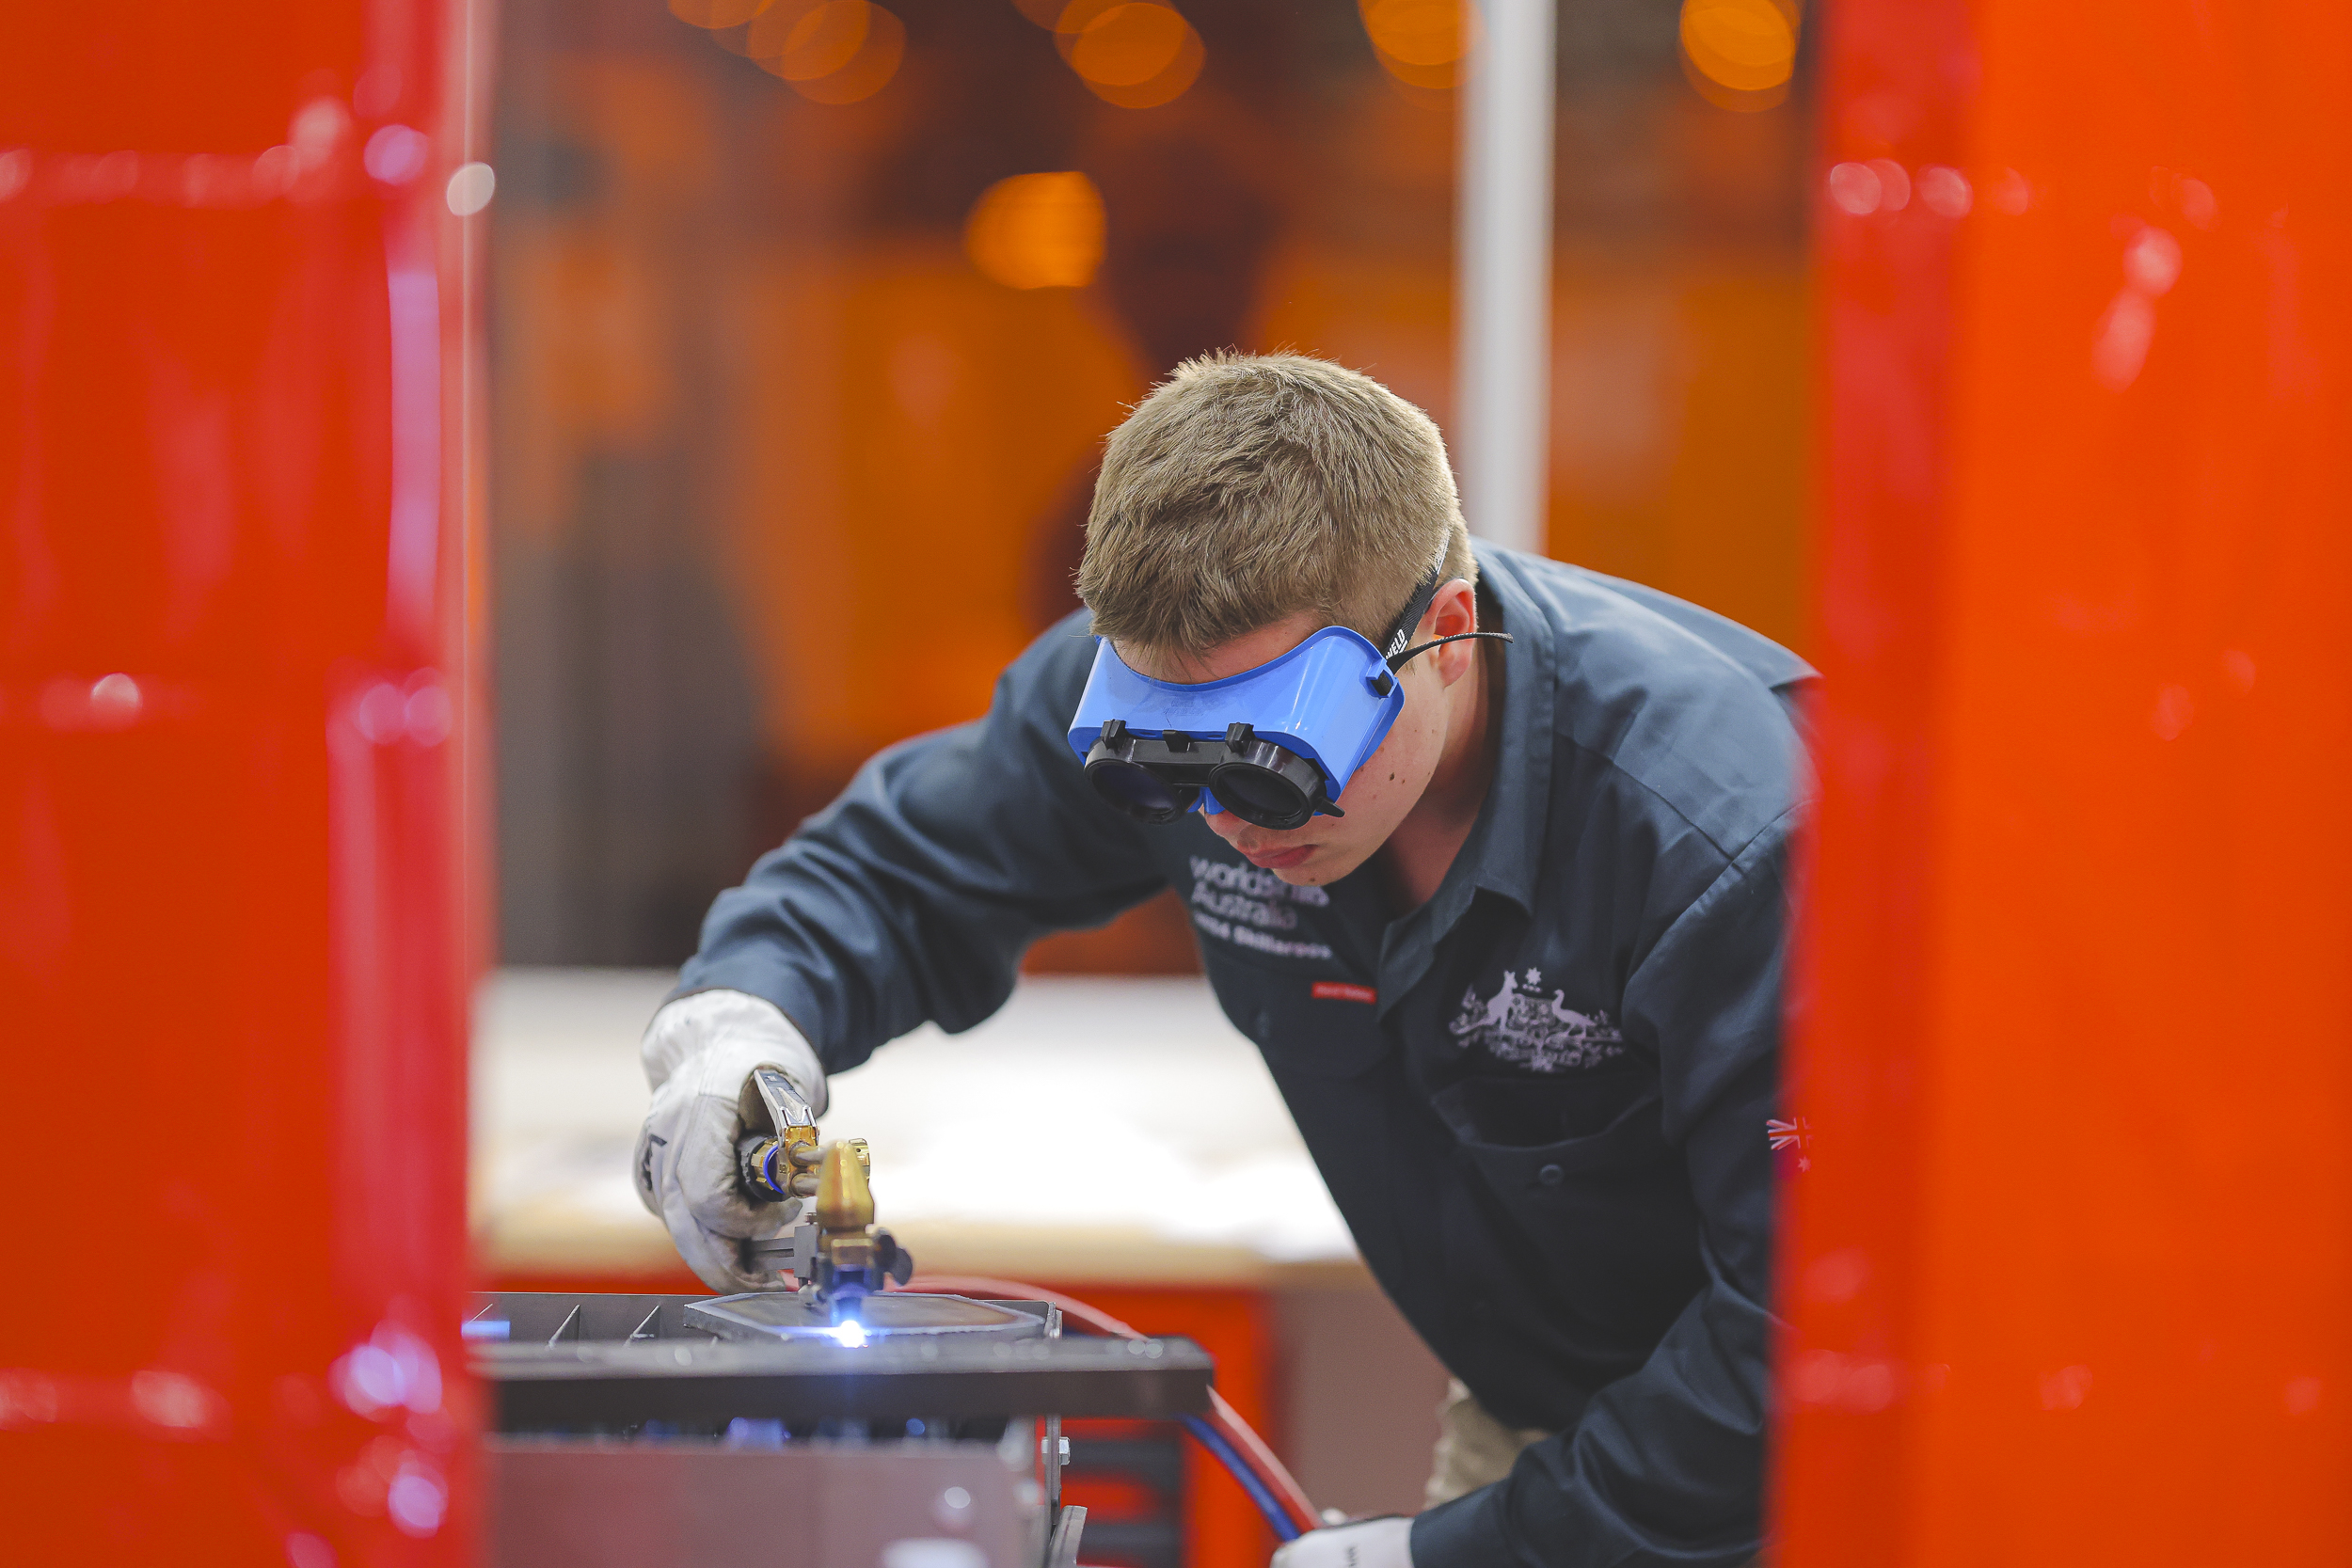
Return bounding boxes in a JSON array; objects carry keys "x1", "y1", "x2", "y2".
[{"x1": 1537, "y1": 1164, "x2": 1565, "y2": 1187}]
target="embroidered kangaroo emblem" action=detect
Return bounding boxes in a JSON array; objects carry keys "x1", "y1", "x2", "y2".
[{"x1": 1448, "y1": 968, "x2": 1625, "y2": 1071}]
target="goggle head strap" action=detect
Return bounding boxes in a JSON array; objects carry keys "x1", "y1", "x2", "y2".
[
  {"x1": 1377, "y1": 549, "x2": 1451, "y2": 663},
  {"x1": 1372, "y1": 544, "x2": 1513, "y2": 694}
]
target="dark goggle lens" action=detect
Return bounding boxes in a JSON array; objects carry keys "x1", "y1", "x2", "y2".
[
  {"x1": 1209, "y1": 763, "x2": 1314, "y2": 829},
  {"x1": 1087, "y1": 759, "x2": 1196, "y2": 822}
]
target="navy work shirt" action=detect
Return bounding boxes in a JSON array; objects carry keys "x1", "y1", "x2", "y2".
[{"x1": 680, "y1": 544, "x2": 1814, "y2": 1567}]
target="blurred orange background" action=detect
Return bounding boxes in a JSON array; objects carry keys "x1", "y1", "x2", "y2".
[{"x1": 488, "y1": 0, "x2": 1811, "y2": 972}]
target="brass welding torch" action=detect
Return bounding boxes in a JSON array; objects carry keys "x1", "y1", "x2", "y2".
[{"x1": 735, "y1": 1065, "x2": 824, "y2": 1204}]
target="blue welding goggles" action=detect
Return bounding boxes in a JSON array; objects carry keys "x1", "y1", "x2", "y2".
[{"x1": 1065, "y1": 561, "x2": 1508, "y2": 831}]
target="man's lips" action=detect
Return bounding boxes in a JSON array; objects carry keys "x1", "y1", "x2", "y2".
[{"x1": 1238, "y1": 843, "x2": 1314, "y2": 870}]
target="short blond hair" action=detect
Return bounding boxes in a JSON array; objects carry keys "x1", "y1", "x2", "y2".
[{"x1": 1077, "y1": 353, "x2": 1477, "y2": 657}]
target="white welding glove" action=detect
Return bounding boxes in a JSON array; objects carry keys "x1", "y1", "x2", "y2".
[
  {"x1": 1269, "y1": 1518, "x2": 1414, "y2": 1568},
  {"x1": 635, "y1": 989, "x2": 829, "y2": 1293}
]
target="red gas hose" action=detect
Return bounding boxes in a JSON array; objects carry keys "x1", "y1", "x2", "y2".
[{"x1": 908, "y1": 1273, "x2": 1325, "y2": 1535}]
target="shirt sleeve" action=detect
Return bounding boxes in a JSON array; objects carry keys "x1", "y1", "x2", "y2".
[
  {"x1": 675, "y1": 612, "x2": 1168, "y2": 1071},
  {"x1": 1411, "y1": 809, "x2": 1795, "y2": 1567}
]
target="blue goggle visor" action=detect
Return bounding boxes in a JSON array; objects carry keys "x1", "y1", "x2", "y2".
[{"x1": 1065, "y1": 626, "x2": 1406, "y2": 831}]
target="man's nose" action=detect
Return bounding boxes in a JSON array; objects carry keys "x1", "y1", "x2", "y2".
[{"x1": 1200, "y1": 805, "x2": 1247, "y2": 843}]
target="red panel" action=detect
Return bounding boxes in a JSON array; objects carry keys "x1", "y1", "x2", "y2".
[
  {"x1": 0, "y1": 4, "x2": 478, "y2": 1565},
  {"x1": 1782, "y1": 0, "x2": 2352, "y2": 1561}
]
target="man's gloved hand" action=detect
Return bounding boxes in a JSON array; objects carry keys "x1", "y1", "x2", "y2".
[
  {"x1": 634, "y1": 989, "x2": 829, "y2": 1293},
  {"x1": 1269, "y1": 1517, "x2": 1413, "y2": 1568}
]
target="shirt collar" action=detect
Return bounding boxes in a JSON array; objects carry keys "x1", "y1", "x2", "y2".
[{"x1": 1440, "y1": 543, "x2": 1554, "y2": 919}]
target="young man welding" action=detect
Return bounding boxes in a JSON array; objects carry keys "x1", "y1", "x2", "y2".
[{"x1": 636, "y1": 354, "x2": 1811, "y2": 1567}]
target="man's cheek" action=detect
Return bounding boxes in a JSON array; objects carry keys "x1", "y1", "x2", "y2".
[{"x1": 1348, "y1": 735, "x2": 1406, "y2": 801}]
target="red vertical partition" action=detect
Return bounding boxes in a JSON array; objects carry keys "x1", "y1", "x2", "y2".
[
  {"x1": 0, "y1": 3, "x2": 479, "y2": 1564},
  {"x1": 1783, "y1": 0, "x2": 2352, "y2": 1563}
]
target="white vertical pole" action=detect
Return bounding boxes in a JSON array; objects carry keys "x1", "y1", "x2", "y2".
[{"x1": 1455, "y1": 0, "x2": 1556, "y2": 553}]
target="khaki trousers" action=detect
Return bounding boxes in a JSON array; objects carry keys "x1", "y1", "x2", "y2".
[{"x1": 1424, "y1": 1378, "x2": 1555, "y2": 1509}]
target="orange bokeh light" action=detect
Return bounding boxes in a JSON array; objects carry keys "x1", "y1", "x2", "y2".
[
  {"x1": 738, "y1": 0, "x2": 818, "y2": 58},
  {"x1": 1358, "y1": 0, "x2": 1478, "y2": 90},
  {"x1": 753, "y1": 0, "x2": 906, "y2": 103},
  {"x1": 772, "y1": 0, "x2": 869, "y2": 79},
  {"x1": 1679, "y1": 0, "x2": 1798, "y2": 105},
  {"x1": 963, "y1": 171, "x2": 1108, "y2": 290},
  {"x1": 1362, "y1": 0, "x2": 1472, "y2": 66},
  {"x1": 1054, "y1": 1, "x2": 1204, "y2": 108},
  {"x1": 1069, "y1": 3, "x2": 1185, "y2": 85}
]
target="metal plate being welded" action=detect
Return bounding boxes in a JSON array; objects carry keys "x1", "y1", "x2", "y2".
[
  {"x1": 469, "y1": 1292, "x2": 1212, "y2": 1427},
  {"x1": 685, "y1": 1291, "x2": 1045, "y2": 1344}
]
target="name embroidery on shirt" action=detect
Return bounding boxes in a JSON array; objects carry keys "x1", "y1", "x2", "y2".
[
  {"x1": 1449, "y1": 968, "x2": 1626, "y2": 1071},
  {"x1": 1187, "y1": 855, "x2": 1336, "y2": 961}
]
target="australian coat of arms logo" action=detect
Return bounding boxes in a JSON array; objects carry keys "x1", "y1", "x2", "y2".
[{"x1": 1449, "y1": 968, "x2": 1626, "y2": 1071}]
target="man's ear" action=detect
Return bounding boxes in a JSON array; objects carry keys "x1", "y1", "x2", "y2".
[
  {"x1": 1425, "y1": 578, "x2": 1482, "y2": 687},
  {"x1": 1427, "y1": 578, "x2": 1478, "y2": 638}
]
